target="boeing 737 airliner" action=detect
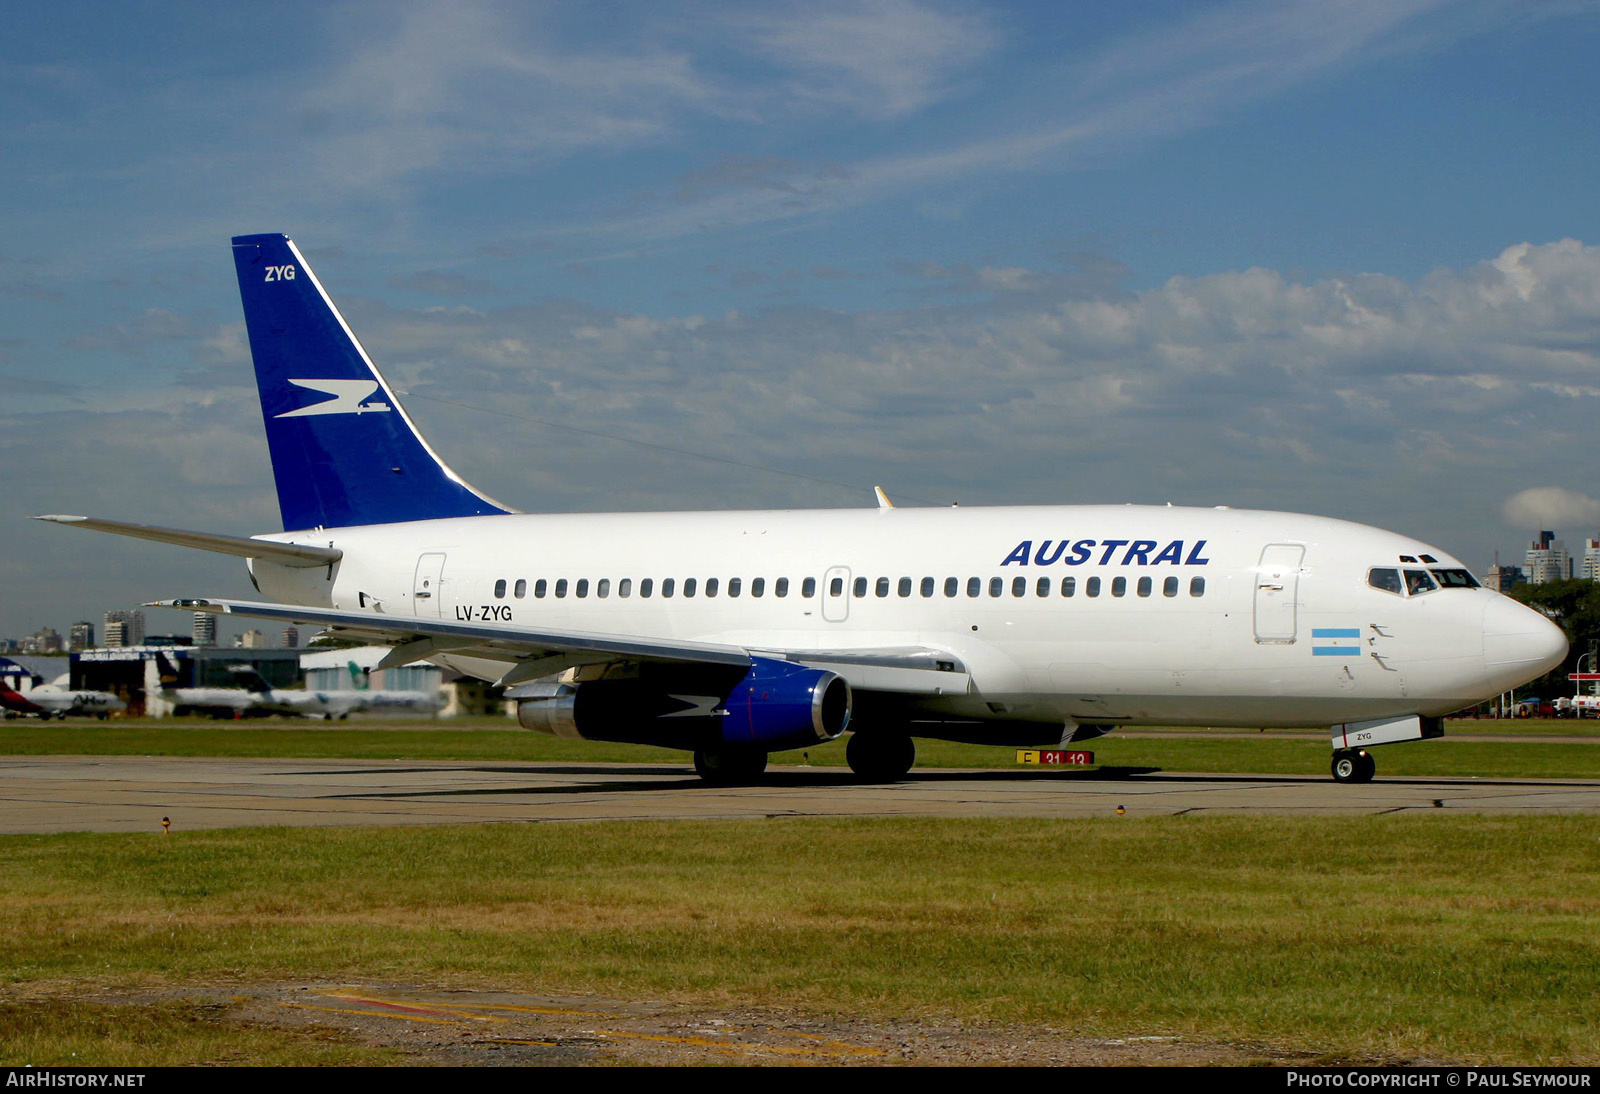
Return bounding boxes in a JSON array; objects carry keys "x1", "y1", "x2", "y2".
[{"x1": 36, "y1": 234, "x2": 1569, "y2": 782}]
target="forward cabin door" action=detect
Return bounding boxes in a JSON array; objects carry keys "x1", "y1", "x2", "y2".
[
  {"x1": 1253, "y1": 543, "x2": 1305, "y2": 644},
  {"x1": 822, "y1": 566, "x2": 852, "y2": 623},
  {"x1": 413, "y1": 553, "x2": 447, "y2": 617}
]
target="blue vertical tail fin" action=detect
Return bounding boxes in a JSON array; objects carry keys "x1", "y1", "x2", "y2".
[{"x1": 231, "y1": 233, "x2": 512, "y2": 531}]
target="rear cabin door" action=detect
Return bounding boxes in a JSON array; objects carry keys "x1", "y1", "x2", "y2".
[
  {"x1": 1253, "y1": 543, "x2": 1305, "y2": 644},
  {"x1": 413, "y1": 553, "x2": 447, "y2": 617}
]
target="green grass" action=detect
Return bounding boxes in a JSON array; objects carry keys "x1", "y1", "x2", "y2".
[
  {"x1": 0, "y1": 1000, "x2": 408, "y2": 1067},
  {"x1": 1, "y1": 816, "x2": 1597, "y2": 1065},
  {"x1": 5, "y1": 718, "x2": 1599, "y2": 779}
]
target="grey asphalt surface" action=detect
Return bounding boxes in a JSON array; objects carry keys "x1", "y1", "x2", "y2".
[{"x1": 3, "y1": 756, "x2": 1599, "y2": 833}]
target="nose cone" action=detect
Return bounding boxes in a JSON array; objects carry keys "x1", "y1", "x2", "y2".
[{"x1": 1483, "y1": 596, "x2": 1568, "y2": 690}]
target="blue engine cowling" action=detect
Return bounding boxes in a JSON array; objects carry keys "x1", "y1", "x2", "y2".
[{"x1": 515, "y1": 656, "x2": 851, "y2": 753}]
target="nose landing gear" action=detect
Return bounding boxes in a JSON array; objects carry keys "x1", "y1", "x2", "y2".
[{"x1": 1331, "y1": 749, "x2": 1376, "y2": 783}]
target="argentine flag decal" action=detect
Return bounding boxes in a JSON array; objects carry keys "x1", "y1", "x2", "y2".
[{"x1": 1312, "y1": 628, "x2": 1362, "y2": 656}]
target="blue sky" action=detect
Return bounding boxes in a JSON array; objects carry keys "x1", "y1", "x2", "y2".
[{"x1": 4, "y1": 0, "x2": 1600, "y2": 640}]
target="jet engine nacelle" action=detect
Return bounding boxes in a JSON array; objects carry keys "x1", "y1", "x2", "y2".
[{"x1": 516, "y1": 656, "x2": 851, "y2": 753}]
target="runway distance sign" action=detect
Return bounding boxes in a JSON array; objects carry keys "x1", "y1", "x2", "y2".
[{"x1": 1015, "y1": 749, "x2": 1094, "y2": 766}]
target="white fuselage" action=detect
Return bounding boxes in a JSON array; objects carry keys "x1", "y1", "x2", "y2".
[
  {"x1": 5, "y1": 684, "x2": 125, "y2": 718},
  {"x1": 249, "y1": 503, "x2": 1566, "y2": 732}
]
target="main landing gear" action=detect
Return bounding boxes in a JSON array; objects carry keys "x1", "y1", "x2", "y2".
[
  {"x1": 1331, "y1": 749, "x2": 1376, "y2": 784},
  {"x1": 692, "y1": 748, "x2": 768, "y2": 785},
  {"x1": 845, "y1": 731, "x2": 916, "y2": 782}
]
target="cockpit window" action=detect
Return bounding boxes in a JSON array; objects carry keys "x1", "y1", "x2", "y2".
[
  {"x1": 1368, "y1": 568, "x2": 1402, "y2": 595},
  {"x1": 1430, "y1": 568, "x2": 1479, "y2": 589},
  {"x1": 1404, "y1": 569, "x2": 1437, "y2": 596}
]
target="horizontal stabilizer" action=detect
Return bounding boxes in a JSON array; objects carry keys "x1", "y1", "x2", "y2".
[{"x1": 34, "y1": 515, "x2": 342, "y2": 568}]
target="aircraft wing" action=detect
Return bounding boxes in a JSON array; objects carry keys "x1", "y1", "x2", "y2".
[
  {"x1": 153, "y1": 598, "x2": 755, "y2": 687},
  {"x1": 150, "y1": 598, "x2": 970, "y2": 693}
]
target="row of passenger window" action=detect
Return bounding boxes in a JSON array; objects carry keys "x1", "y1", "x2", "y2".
[
  {"x1": 491, "y1": 574, "x2": 1207, "y2": 601},
  {"x1": 496, "y1": 576, "x2": 796, "y2": 600}
]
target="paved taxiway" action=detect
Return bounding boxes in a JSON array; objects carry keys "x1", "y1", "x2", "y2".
[{"x1": 3, "y1": 756, "x2": 1600, "y2": 833}]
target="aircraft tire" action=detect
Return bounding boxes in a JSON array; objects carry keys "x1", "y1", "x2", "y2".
[
  {"x1": 693, "y1": 748, "x2": 768, "y2": 785},
  {"x1": 1331, "y1": 749, "x2": 1375, "y2": 784},
  {"x1": 846, "y1": 731, "x2": 916, "y2": 782}
]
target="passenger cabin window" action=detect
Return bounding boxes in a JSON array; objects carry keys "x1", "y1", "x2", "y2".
[
  {"x1": 705, "y1": 577, "x2": 719, "y2": 597},
  {"x1": 728, "y1": 577, "x2": 741, "y2": 597},
  {"x1": 1111, "y1": 576, "x2": 1126, "y2": 597},
  {"x1": 514, "y1": 579, "x2": 527, "y2": 599},
  {"x1": 967, "y1": 577, "x2": 982, "y2": 598},
  {"x1": 1011, "y1": 576, "x2": 1025, "y2": 597},
  {"x1": 776, "y1": 577, "x2": 789, "y2": 597},
  {"x1": 684, "y1": 578, "x2": 697, "y2": 597},
  {"x1": 944, "y1": 577, "x2": 959, "y2": 597},
  {"x1": 853, "y1": 577, "x2": 868, "y2": 598},
  {"x1": 641, "y1": 578, "x2": 653, "y2": 598},
  {"x1": 1061, "y1": 577, "x2": 1076, "y2": 597},
  {"x1": 800, "y1": 577, "x2": 813, "y2": 598},
  {"x1": 876, "y1": 577, "x2": 890, "y2": 598},
  {"x1": 751, "y1": 578, "x2": 764, "y2": 597},
  {"x1": 576, "y1": 579, "x2": 589, "y2": 598},
  {"x1": 619, "y1": 578, "x2": 632, "y2": 598},
  {"x1": 1138, "y1": 577, "x2": 1152, "y2": 597},
  {"x1": 1404, "y1": 569, "x2": 1437, "y2": 596},
  {"x1": 662, "y1": 578, "x2": 675, "y2": 597},
  {"x1": 899, "y1": 577, "x2": 913, "y2": 597},
  {"x1": 989, "y1": 577, "x2": 1003, "y2": 597},
  {"x1": 1190, "y1": 577, "x2": 1205, "y2": 597},
  {"x1": 494, "y1": 579, "x2": 507, "y2": 599},
  {"x1": 921, "y1": 577, "x2": 936, "y2": 598},
  {"x1": 1086, "y1": 577, "x2": 1101, "y2": 597},
  {"x1": 1163, "y1": 576, "x2": 1178, "y2": 598},
  {"x1": 829, "y1": 577, "x2": 843, "y2": 597},
  {"x1": 1368, "y1": 568, "x2": 1402, "y2": 595},
  {"x1": 1036, "y1": 577, "x2": 1050, "y2": 597},
  {"x1": 535, "y1": 579, "x2": 548, "y2": 598},
  {"x1": 597, "y1": 578, "x2": 610, "y2": 598},
  {"x1": 555, "y1": 579, "x2": 568, "y2": 598}
]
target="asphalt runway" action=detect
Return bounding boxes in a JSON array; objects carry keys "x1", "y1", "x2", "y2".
[{"x1": 4, "y1": 756, "x2": 1600, "y2": 833}]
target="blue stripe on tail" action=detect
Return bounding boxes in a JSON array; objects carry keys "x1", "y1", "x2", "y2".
[{"x1": 232, "y1": 233, "x2": 512, "y2": 531}]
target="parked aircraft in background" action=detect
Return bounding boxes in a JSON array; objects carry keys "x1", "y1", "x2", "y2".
[
  {"x1": 154, "y1": 656, "x2": 360, "y2": 720},
  {"x1": 0, "y1": 660, "x2": 125, "y2": 720},
  {"x1": 340, "y1": 660, "x2": 444, "y2": 715},
  {"x1": 36, "y1": 234, "x2": 1569, "y2": 781}
]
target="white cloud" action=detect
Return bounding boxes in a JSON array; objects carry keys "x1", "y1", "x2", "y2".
[
  {"x1": 728, "y1": 0, "x2": 1000, "y2": 120},
  {"x1": 1502, "y1": 488, "x2": 1600, "y2": 531}
]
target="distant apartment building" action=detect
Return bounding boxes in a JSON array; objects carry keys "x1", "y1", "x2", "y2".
[
  {"x1": 103, "y1": 610, "x2": 146, "y2": 648},
  {"x1": 280, "y1": 626, "x2": 299, "y2": 649},
  {"x1": 20, "y1": 627, "x2": 63, "y2": 654},
  {"x1": 1583, "y1": 539, "x2": 1600, "y2": 582},
  {"x1": 236, "y1": 629, "x2": 268, "y2": 649},
  {"x1": 192, "y1": 612, "x2": 217, "y2": 648},
  {"x1": 68, "y1": 622, "x2": 94, "y2": 651},
  {"x1": 1525, "y1": 531, "x2": 1572, "y2": 584},
  {"x1": 1482, "y1": 563, "x2": 1526, "y2": 593}
]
